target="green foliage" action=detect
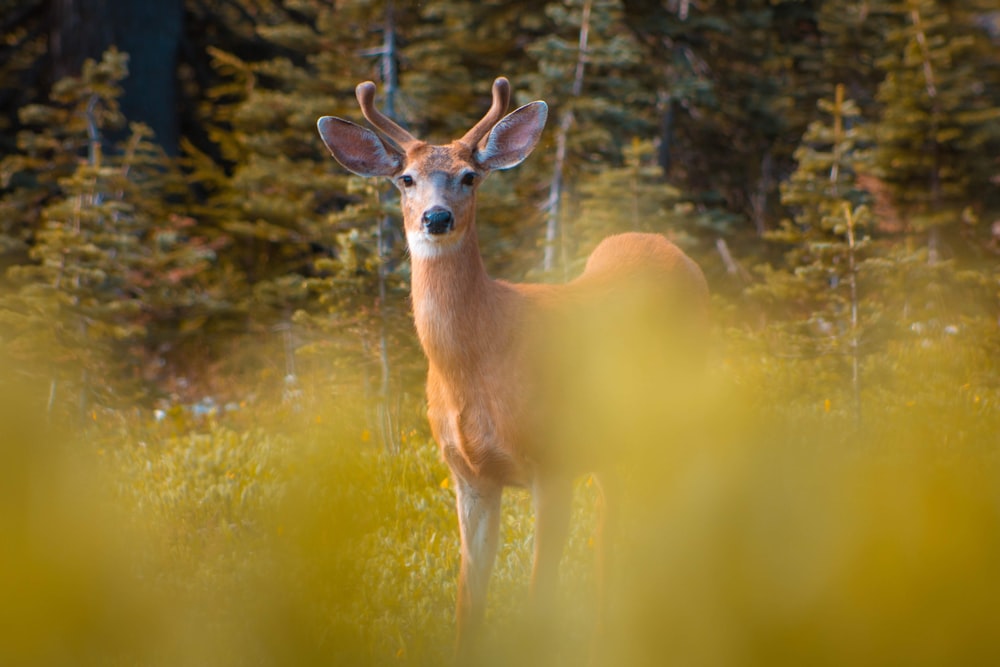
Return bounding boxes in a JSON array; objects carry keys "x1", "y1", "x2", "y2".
[
  {"x1": 760, "y1": 84, "x2": 875, "y2": 348},
  {"x1": 526, "y1": 0, "x2": 646, "y2": 149},
  {"x1": 3, "y1": 0, "x2": 997, "y2": 408},
  {"x1": 189, "y1": 6, "x2": 420, "y2": 400},
  {"x1": 0, "y1": 47, "x2": 128, "y2": 268},
  {"x1": 568, "y1": 139, "x2": 699, "y2": 273},
  {"x1": 0, "y1": 50, "x2": 234, "y2": 409},
  {"x1": 871, "y1": 0, "x2": 1000, "y2": 252}
]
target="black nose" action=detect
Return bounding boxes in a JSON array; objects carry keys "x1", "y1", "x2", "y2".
[{"x1": 422, "y1": 207, "x2": 454, "y2": 235}]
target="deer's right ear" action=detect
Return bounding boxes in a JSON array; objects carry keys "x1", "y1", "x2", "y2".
[{"x1": 317, "y1": 116, "x2": 402, "y2": 177}]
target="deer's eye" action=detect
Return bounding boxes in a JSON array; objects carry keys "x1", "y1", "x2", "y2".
[
  {"x1": 400, "y1": 175, "x2": 415, "y2": 188},
  {"x1": 461, "y1": 172, "x2": 477, "y2": 187}
]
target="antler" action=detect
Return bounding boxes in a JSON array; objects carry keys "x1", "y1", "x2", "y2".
[
  {"x1": 460, "y1": 77, "x2": 511, "y2": 148},
  {"x1": 355, "y1": 81, "x2": 418, "y2": 150}
]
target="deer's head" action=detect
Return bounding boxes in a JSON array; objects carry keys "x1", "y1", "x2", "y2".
[{"x1": 317, "y1": 78, "x2": 547, "y2": 259}]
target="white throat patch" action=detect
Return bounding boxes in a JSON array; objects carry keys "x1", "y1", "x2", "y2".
[{"x1": 406, "y1": 230, "x2": 465, "y2": 260}]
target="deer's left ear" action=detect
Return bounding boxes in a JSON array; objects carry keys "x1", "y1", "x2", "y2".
[{"x1": 476, "y1": 101, "x2": 548, "y2": 171}]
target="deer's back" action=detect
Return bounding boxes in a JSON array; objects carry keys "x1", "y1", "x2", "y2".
[{"x1": 519, "y1": 233, "x2": 710, "y2": 474}]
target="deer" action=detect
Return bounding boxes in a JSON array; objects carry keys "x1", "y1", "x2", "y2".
[{"x1": 317, "y1": 76, "x2": 709, "y2": 656}]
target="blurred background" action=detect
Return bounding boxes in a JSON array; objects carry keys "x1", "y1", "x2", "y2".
[{"x1": 1, "y1": 1, "x2": 998, "y2": 665}]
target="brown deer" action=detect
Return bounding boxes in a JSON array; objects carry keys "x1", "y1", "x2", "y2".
[{"x1": 317, "y1": 77, "x2": 709, "y2": 654}]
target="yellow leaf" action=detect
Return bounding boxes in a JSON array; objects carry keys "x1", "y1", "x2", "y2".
[{"x1": 440, "y1": 477, "x2": 450, "y2": 489}]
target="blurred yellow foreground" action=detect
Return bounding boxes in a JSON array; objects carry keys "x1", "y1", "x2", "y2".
[{"x1": 2, "y1": 333, "x2": 998, "y2": 666}]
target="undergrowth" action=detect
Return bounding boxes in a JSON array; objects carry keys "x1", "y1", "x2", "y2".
[{"x1": 2, "y1": 328, "x2": 999, "y2": 666}]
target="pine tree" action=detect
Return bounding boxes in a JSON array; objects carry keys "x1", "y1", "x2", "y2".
[
  {"x1": 871, "y1": 0, "x2": 1000, "y2": 263},
  {"x1": 0, "y1": 25, "x2": 111, "y2": 272},
  {"x1": 1, "y1": 49, "x2": 221, "y2": 413},
  {"x1": 755, "y1": 84, "x2": 876, "y2": 418},
  {"x1": 0, "y1": 48, "x2": 132, "y2": 412},
  {"x1": 193, "y1": 1, "x2": 419, "y2": 300},
  {"x1": 661, "y1": 0, "x2": 825, "y2": 237}
]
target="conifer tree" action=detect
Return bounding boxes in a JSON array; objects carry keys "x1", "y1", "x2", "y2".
[
  {"x1": 871, "y1": 0, "x2": 1000, "y2": 263},
  {"x1": 756, "y1": 84, "x2": 875, "y2": 419},
  {"x1": 1, "y1": 49, "x2": 220, "y2": 412},
  {"x1": 191, "y1": 10, "x2": 369, "y2": 330},
  {"x1": 0, "y1": 48, "x2": 132, "y2": 409},
  {"x1": 0, "y1": 32, "x2": 115, "y2": 272},
  {"x1": 664, "y1": 0, "x2": 824, "y2": 236}
]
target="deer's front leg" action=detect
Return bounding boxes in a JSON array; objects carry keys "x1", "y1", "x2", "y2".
[{"x1": 453, "y1": 475, "x2": 502, "y2": 655}]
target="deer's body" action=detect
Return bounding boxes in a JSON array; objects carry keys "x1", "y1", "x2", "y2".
[
  {"x1": 419, "y1": 228, "x2": 707, "y2": 485},
  {"x1": 318, "y1": 77, "x2": 708, "y2": 654}
]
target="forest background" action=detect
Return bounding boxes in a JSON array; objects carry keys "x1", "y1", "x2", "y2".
[{"x1": 2, "y1": 1, "x2": 1000, "y2": 665}]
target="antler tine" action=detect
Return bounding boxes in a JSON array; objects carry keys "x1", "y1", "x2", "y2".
[
  {"x1": 355, "y1": 81, "x2": 418, "y2": 149},
  {"x1": 460, "y1": 77, "x2": 511, "y2": 148}
]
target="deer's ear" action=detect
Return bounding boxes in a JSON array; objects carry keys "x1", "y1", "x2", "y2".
[
  {"x1": 476, "y1": 101, "x2": 548, "y2": 171},
  {"x1": 317, "y1": 116, "x2": 402, "y2": 177}
]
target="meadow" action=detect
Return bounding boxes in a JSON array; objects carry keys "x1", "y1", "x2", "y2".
[{"x1": 3, "y1": 311, "x2": 999, "y2": 667}]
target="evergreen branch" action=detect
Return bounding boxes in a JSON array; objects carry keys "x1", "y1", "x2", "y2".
[{"x1": 272, "y1": 0, "x2": 321, "y2": 35}]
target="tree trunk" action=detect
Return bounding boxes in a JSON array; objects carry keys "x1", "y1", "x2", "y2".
[
  {"x1": 543, "y1": 0, "x2": 592, "y2": 276},
  {"x1": 48, "y1": 0, "x2": 111, "y2": 81},
  {"x1": 48, "y1": 0, "x2": 183, "y2": 153},
  {"x1": 377, "y1": 0, "x2": 399, "y2": 452}
]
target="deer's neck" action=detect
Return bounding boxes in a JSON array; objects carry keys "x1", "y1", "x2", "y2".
[{"x1": 410, "y1": 229, "x2": 511, "y2": 375}]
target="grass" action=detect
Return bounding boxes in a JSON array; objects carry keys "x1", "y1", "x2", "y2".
[{"x1": 2, "y1": 325, "x2": 999, "y2": 666}]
